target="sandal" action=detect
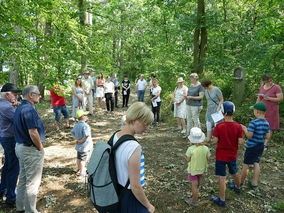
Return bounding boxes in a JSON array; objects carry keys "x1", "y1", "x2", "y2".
[
  {"x1": 211, "y1": 196, "x2": 226, "y2": 207},
  {"x1": 248, "y1": 180, "x2": 258, "y2": 190},
  {"x1": 184, "y1": 198, "x2": 198, "y2": 206}
]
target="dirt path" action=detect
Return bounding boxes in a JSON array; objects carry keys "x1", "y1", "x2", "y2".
[{"x1": 1, "y1": 92, "x2": 283, "y2": 213}]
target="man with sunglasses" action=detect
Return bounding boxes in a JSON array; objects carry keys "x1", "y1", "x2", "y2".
[
  {"x1": 14, "y1": 85, "x2": 45, "y2": 213},
  {"x1": 0, "y1": 83, "x2": 21, "y2": 208}
]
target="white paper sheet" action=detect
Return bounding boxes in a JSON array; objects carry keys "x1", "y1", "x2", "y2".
[
  {"x1": 211, "y1": 110, "x2": 224, "y2": 123},
  {"x1": 152, "y1": 100, "x2": 157, "y2": 107},
  {"x1": 123, "y1": 91, "x2": 127, "y2": 95}
]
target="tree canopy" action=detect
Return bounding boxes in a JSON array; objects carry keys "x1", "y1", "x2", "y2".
[{"x1": 1, "y1": 0, "x2": 283, "y2": 98}]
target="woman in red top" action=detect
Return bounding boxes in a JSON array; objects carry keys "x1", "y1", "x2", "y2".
[
  {"x1": 96, "y1": 72, "x2": 106, "y2": 109},
  {"x1": 257, "y1": 74, "x2": 283, "y2": 148},
  {"x1": 50, "y1": 77, "x2": 70, "y2": 131}
]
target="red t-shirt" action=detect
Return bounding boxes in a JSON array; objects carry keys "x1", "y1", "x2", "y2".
[
  {"x1": 213, "y1": 121, "x2": 243, "y2": 162},
  {"x1": 50, "y1": 86, "x2": 66, "y2": 107}
]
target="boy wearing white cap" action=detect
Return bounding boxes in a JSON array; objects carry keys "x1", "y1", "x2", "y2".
[
  {"x1": 185, "y1": 127, "x2": 210, "y2": 206},
  {"x1": 211, "y1": 101, "x2": 243, "y2": 207},
  {"x1": 71, "y1": 110, "x2": 93, "y2": 178}
]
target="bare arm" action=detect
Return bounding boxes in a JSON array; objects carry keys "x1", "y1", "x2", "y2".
[
  {"x1": 263, "y1": 92, "x2": 283, "y2": 103},
  {"x1": 76, "y1": 136, "x2": 88, "y2": 144},
  {"x1": 187, "y1": 91, "x2": 204, "y2": 101},
  {"x1": 217, "y1": 95, "x2": 224, "y2": 112},
  {"x1": 238, "y1": 138, "x2": 244, "y2": 146},
  {"x1": 212, "y1": 136, "x2": 218, "y2": 144},
  {"x1": 241, "y1": 125, "x2": 253, "y2": 138},
  {"x1": 129, "y1": 147, "x2": 155, "y2": 213},
  {"x1": 72, "y1": 87, "x2": 81, "y2": 101},
  {"x1": 28, "y1": 128, "x2": 44, "y2": 151}
]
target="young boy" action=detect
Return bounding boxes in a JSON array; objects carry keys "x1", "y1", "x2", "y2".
[
  {"x1": 185, "y1": 127, "x2": 210, "y2": 206},
  {"x1": 240, "y1": 102, "x2": 270, "y2": 189},
  {"x1": 211, "y1": 101, "x2": 243, "y2": 207},
  {"x1": 71, "y1": 110, "x2": 93, "y2": 178}
]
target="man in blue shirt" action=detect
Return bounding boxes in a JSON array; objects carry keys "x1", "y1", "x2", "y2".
[
  {"x1": 14, "y1": 85, "x2": 45, "y2": 213},
  {"x1": 0, "y1": 83, "x2": 21, "y2": 208}
]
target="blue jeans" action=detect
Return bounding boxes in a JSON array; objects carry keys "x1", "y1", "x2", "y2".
[
  {"x1": 137, "y1": 90, "x2": 145, "y2": 102},
  {"x1": 0, "y1": 137, "x2": 19, "y2": 201},
  {"x1": 53, "y1": 105, "x2": 70, "y2": 122}
]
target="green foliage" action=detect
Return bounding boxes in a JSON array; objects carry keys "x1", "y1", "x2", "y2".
[{"x1": 0, "y1": 0, "x2": 282, "y2": 108}]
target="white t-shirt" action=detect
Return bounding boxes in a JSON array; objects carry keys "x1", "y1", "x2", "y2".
[
  {"x1": 113, "y1": 133, "x2": 141, "y2": 189},
  {"x1": 104, "y1": 81, "x2": 114, "y2": 94},
  {"x1": 137, "y1": 79, "x2": 147, "y2": 91},
  {"x1": 151, "y1": 86, "x2": 162, "y2": 102}
]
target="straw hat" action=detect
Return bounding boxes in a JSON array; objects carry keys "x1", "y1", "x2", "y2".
[
  {"x1": 177, "y1": 77, "x2": 184, "y2": 83},
  {"x1": 188, "y1": 127, "x2": 205, "y2": 144}
]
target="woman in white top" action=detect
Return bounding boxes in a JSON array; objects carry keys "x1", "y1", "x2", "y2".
[
  {"x1": 111, "y1": 102, "x2": 155, "y2": 213},
  {"x1": 96, "y1": 72, "x2": 106, "y2": 109},
  {"x1": 151, "y1": 78, "x2": 162, "y2": 126},
  {"x1": 104, "y1": 76, "x2": 115, "y2": 111},
  {"x1": 173, "y1": 77, "x2": 188, "y2": 133}
]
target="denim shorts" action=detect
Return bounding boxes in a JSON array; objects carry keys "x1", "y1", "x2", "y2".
[
  {"x1": 244, "y1": 143, "x2": 264, "y2": 165},
  {"x1": 53, "y1": 105, "x2": 69, "y2": 121},
  {"x1": 215, "y1": 160, "x2": 238, "y2": 176}
]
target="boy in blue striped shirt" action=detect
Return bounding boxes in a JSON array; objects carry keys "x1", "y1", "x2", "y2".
[{"x1": 240, "y1": 102, "x2": 270, "y2": 189}]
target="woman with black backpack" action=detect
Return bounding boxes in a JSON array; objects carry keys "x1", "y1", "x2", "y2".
[{"x1": 110, "y1": 102, "x2": 155, "y2": 213}]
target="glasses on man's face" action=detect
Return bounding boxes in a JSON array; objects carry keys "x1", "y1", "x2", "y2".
[{"x1": 32, "y1": 92, "x2": 41, "y2": 97}]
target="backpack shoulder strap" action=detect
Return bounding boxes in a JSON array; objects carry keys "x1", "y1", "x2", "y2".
[
  {"x1": 108, "y1": 130, "x2": 120, "y2": 147},
  {"x1": 112, "y1": 134, "x2": 137, "y2": 151}
]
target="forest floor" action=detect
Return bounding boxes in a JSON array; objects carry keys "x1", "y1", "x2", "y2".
[{"x1": 0, "y1": 92, "x2": 284, "y2": 213}]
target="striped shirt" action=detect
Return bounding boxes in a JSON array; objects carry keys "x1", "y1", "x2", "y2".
[
  {"x1": 246, "y1": 119, "x2": 270, "y2": 148},
  {"x1": 140, "y1": 151, "x2": 145, "y2": 187}
]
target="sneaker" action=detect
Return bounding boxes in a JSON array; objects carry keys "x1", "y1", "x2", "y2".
[
  {"x1": 227, "y1": 181, "x2": 235, "y2": 190},
  {"x1": 211, "y1": 196, "x2": 226, "y2": 207},
  {"x1": 248, "y1": 180, "x2": 258, "y2": 190},
  {"x1": 234, "y1": 187, "x2": 241, "y2": 194},
  {"x1": 227, "y1": 181, "x2": 241, "y2": 194},
  {"x1": 181, "y1": 129, "x2": 186, "y2": 134},
  {"x1": 184, "y1": 198, "x2": 198, "y2": 206}
]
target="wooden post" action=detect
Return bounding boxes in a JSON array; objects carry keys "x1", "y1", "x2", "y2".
[{"x1": 233, "y1": 67, "x2": 246, "y2": 105}]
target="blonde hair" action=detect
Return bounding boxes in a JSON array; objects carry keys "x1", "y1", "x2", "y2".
[{"x1": 126, "y1": 102, "x2": 154, "y2": 125}]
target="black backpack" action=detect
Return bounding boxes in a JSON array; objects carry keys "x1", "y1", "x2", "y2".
[{"x1": 87, "y1": 131, "x2": 137, "y2": 213}]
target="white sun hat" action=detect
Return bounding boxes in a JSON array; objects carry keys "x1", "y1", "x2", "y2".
[
  {"x1": 177, "y1": 77, "x2": 184, "y2": 83},
  {"x1": 188, "y1": 127, "x2": 205, "y2": 144}
]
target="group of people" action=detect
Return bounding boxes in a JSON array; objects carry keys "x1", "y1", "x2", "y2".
[
  {"x1": 0, "y1": 72, "x2": 282, "y2": 212},
  {"x1": 173, "y1": 73, "x2": 223, "y2": 140},
  {"x1": 70, "y1": 71, "x2": 163, "y2": 126},
  {"x1": 174, "y1": 73, "x2": 282, "y2": 207},
  {"x1": 173, "y1": 73, "x2": 282, "y2": 146},
  {"x1": 0, "y1": 83, "x2": 45, "y2": 212},
  {"x1": 185, "y1": 101, "x2": 270, "y2": 207}
]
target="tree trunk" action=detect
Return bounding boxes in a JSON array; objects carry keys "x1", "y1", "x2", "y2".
[
  {"x1": 9, "y1": 25, "x2": 21, "y2": 85},
  {"x1": 79, "y1": 0, "x2": 87, "y2": 73},
  {"x1": 192, "y1": 0, "x2": 207, "y2": 75},
  {"x1": 113, "y1": 35, "x2": 116, "y2": 61}
]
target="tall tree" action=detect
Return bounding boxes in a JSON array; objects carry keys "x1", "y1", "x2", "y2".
[{"x1": 193, "y1": 0, "x2": 207, "y2": 75}]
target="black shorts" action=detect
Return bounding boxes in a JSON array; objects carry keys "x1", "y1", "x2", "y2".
[
  {"x1": 77, "y1": 151, "x2": 88, "y2": 161},
  {"x1": 244, "y1": 143, "x2": 264, "y2": 165}
]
